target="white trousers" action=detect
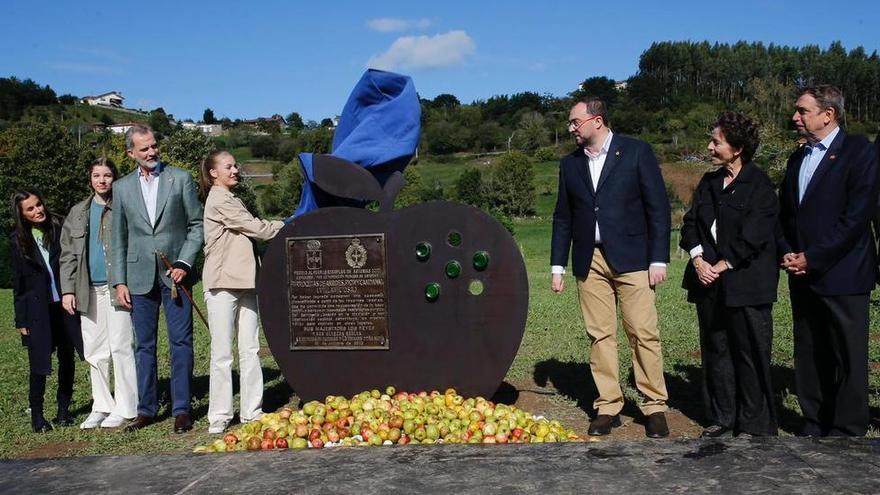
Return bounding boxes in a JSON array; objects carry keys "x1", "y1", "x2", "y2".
[
  {"x1": 81, "y1": 284, "x2": 138, "y2": 418},
  {"x1": 205, "y1": 289, "x2": 263, "y2": 423}
]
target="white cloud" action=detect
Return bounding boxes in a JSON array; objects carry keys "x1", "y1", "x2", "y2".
[
  {"x1": 367, "y1": 30, "x2": 476, "y2": 70},
  {"x1": 366, "y1": 17, "x2": 432, "y2": 33}
]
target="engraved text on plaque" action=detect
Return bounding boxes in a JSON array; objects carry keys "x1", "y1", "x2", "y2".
[{"x1": 287, "y1": 234, "x2": 389, "y2": 350}]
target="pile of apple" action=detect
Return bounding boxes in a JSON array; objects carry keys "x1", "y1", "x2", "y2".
[{"x1": 194, "y1": 387, "x2": 587, "y2": 453}]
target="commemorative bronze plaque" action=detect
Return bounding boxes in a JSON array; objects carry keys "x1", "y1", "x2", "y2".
[{"x1": 287, "y1": 234, "x2": 389, "y2": 350}]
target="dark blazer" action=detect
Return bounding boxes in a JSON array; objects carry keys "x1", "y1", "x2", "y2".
[
  {"x1": 778, "y1": 129, "x2": 879, "y2": 296},
  {"x1": 680, "y1": 162, "x2": 779, "y2": 307},
  {"x1": 10, "y1": 225, "x2": 83, "y2": 374},
  {"x1": 551, "y1": 133, "x2": 671, "y2": 277}
]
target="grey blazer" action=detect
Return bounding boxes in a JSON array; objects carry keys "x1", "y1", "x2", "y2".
[{"x1": 110, "y1": 164, "x2": 204, "y2": 294}]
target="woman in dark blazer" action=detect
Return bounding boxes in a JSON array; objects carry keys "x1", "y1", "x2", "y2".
[
  {"x1": 10, "y1": 189, "x2": 83, "y2": 432},
  {"x1": 680, "y1": 112, "x2": 779, "y2": 437}
]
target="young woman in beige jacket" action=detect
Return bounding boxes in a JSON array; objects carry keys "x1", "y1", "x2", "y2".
[{"x1": 199, "y1": 150, "x2": 284, "y2": 434}]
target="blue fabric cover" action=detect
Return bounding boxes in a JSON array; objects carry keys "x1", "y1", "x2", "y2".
[{"x1": 292, "y1": 69, "x2": 421, "y2": 217}]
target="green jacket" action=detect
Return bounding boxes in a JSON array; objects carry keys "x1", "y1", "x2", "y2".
[
  {"x1": 110, "y1": 164, "x2": 204, "y2": 294},
  {"x1": 59, "y1": 195, "x2": 118, "y2": 312}
]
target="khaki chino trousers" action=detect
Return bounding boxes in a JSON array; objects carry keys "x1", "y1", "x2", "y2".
[{"x1": 576, "y1": 248, "x2": 668, "y2": 416}]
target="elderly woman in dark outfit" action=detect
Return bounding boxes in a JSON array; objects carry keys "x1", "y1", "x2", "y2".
[
  {"x1": 10, "y1": 189, "x2": 83, "y2": 432},
  {"x1": 680, "y1": 112, "x2": 779, "y2": 438}
]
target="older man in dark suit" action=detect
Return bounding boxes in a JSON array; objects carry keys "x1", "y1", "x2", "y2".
[
  {"x1": 551, "y1": 97, "x2": 671, "y2": 438},
  {"x1": 779, "y1": 85, "x2": 879, "y2": 436}
]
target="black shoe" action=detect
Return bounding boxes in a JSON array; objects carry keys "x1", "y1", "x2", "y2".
[
  {"x1": 31, "y1": 414, "x2": 54, "y2": 433},
  {"x1": 645, "y1": 412, "x2": 670, "y2": 438},
  {"x1": 700, "y1": 425, "x2": 732, "y2": 438},
  {"x1": 55, "y1": 394, "x2": 73, "y2": 427},
  {"x1": 588, "y1": 414, "x2": 621, "y2": 436}
]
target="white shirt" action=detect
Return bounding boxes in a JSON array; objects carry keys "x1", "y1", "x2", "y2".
[
  {"x1": 138, "y1": 165, "x2": 161, "y2": 227},
  {"x1": 551, "y1": 131, "x2": 665, "y2": 275},
  {"x1": 587, "y1": 131, "x2": 614, "y2": 244},
  {"x1": 798, "y1": 125, "x2": 839, "y2": 203}
]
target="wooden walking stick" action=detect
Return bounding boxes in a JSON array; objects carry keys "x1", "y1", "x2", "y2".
[{"x1": 156, "y1": 251, "x2": 209, "y2": 328}]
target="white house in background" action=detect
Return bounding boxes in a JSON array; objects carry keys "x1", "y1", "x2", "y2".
[
  {"x1": 81, "y1": 91, "x2": 125, "y2": 108},
  {"x1": 102, "y1": 122, "x2": 138, "y2": 134},
  {"x1": 181, "y1": 122, "x2": 223, "y2": 137}
]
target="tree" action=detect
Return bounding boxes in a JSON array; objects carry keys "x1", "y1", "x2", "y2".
[
  {"x1": 513, "y1": 111, "x2": 550, "y2": 152},
  {"x1": 320, "y1": 118, "x2": 334, "y2": 128},
  {"x1": 455, "y1": 167, "x2": 484, "y2": 207},
  {"x1": 424, "y1": 120, "x2": 470, "y2": 154},
  {"x1": 0, "y1": 122, "x2": 92, "y2": 286},
  {"x1": 162, "y1": 128, "x2": 214, "y2": 174},
  {"x1": 297, "y1": 127, "x2": 333, "y2": 154},
  {"x1": 0, "y1": 77, "x2": 58, "y2": 121},
  {"x1": 286, "y1": 112, "x2": 305, "y2": 130},
  {"x1": 58, "y1": 94, "x2": 78, "y2": 105},
  {"x1": 148, "y1": 107, "x2": 174, "y2": 137},
  {"x1": 484, "y1": 151, "x2": 535, "y2": 217},
  {"x1": 259, "y1": 162, "x2": 303, "y2": 217},
  {"x1": 572, "y1": 76, "x2": 619, "y2": 105},
  {"x1": 203, "y1": 108, "x2": 216, "y2": 125},
  {"x1": 250, "y1": 135, "x2": 277, "y2": 159},
  {"x1": 432, "y1": 93, "x2": 461, "y2": 111}
]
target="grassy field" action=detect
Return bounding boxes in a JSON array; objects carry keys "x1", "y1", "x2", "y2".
[{"x1": 0, "y1": 160, "x2": 877, "y2": 458}]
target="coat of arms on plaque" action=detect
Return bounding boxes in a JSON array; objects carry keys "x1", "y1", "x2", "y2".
[
  {"x1": 345, "y1": 238, "x2": 367, "y2": 268},
  {"x1": 306, "y1": 239, "x2": 322, "y2": 270}
]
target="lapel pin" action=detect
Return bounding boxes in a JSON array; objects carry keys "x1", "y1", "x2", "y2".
[
  {"x1": 615, "y1": 151, "x2": 620, "y2": 156},
  {"x1": 829, "y1": 154, "x2": 837, "y2": 160}
]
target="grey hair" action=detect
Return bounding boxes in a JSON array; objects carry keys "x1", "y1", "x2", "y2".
[
  {"x1": 124, "y1": 124, "x2": 154, "y2": 150},
  {"x1": 800, "y1": 85, "x2": 845, "y2": 121}
]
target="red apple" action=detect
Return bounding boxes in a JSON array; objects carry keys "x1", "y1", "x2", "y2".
[{"x1": 275, "y1": 438, "x2": 288, "y2": 449}]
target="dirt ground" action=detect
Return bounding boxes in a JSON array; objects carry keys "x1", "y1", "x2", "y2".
[{"x1": 498, "y1": 378, "x2": 704, "y2": 441}]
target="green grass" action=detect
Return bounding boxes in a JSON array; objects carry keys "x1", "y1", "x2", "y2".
[{"x1": 1, "y1": 163, "x2": 878, "y2": 458}]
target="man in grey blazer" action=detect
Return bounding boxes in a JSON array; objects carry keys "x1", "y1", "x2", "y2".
[{"x1": 111, "y1": 124, "x2": 204, "y2": 433}]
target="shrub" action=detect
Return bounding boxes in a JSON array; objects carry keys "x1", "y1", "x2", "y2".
[
  {"x1": 484, "y1": 150, "x2": 535, "y2": 217},
  {"x1": 532, "y1": 146, "x2": 559, "y2": 163},
  {"x1": 455, "y1": 167, "x2": 484, "y2": 207}
]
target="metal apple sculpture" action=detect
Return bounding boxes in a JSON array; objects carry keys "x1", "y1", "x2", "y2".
[{"x1": 258, "y1": 155, "x2": 529, "y2": 401}]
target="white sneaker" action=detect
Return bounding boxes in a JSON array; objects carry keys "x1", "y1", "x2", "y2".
[
  {"x1": 241, "y1": 412, "x2": 264, "y2": 423},
  {"x1": 80, "y1": 412, "x2": 109, "y2": 429},
  {"x1": 100, "y1": 413, "x2": 128, "y2": 428},
  {"x1": 208, "y1": 420, "x2": 231, "y2": 434}
]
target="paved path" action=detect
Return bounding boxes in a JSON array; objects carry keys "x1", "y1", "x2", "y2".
[{"x1": 1, "y1": 437, "x2": 877, "y2": 494}]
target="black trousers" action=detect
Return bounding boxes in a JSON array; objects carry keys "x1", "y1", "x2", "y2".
[
  {"x1": 696, "y1": 288, "x2": 777, "y2": 436},
  {"x1": 27, "y1": 303, "x2": 74, "y2": 411},
  {"x1": 790, "y1": 288, "x2": 869, "y2": 436}
]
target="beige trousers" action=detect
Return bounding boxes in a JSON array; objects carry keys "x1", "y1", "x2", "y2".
[
  {"x1": 205, "y1": 288, "x2": 264, "y2": 424},
  {"x1": 576, "y1": 248, "x2": 668, "y2": 416}
]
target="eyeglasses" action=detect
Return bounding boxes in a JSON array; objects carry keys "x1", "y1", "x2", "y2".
[{"x1": 568, "y1": 115, "x2": 601, "y2": 130}]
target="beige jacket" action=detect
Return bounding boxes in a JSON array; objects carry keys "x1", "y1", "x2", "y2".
[{"x1": 202, "y1": 186, "x2": 284, "y2": 290}]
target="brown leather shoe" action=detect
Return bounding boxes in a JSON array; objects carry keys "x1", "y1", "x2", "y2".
[
  {"x1": 587, "y1": 414, "x2": 621, "y2": 436},
  {"x1": 645, "y1": 412, "x2": 670, "y2": 438},
  {"x1": 174, "y1": 413, "x2": 193, "y2": 434},
  {"x1": 123, "y1": 415, "x2": 154, "y2": 433}
]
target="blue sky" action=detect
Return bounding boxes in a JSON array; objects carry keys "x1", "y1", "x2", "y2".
[{"x1": 2, "y1": 0, "x2": 878, "y2": 122}]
